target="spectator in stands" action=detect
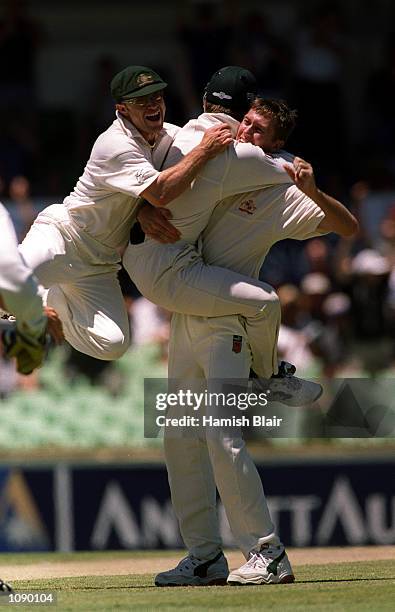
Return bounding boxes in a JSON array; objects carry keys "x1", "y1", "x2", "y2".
[
  {"x1": 346, "y1": 250, "x2": 393, "y2": 375},
  {"x1": 177, "y1": 1, "x2": 233, "y2": 113},
  {"x1": 289, "y1": 3, "x2": 348, "y2": 170},
  {"x1": 364, "y1": 34, "x2": 395, "y2": 163},
  {"x1": 300, "y1": 272, "x2": 332, "y2": 323},
  {"x1": 303, "y1": 291, "x2": 353, "y2": 377},
  {"x1": 129, "y1": 297, "x2": 171, "y2": 361},
  {"x1": 0, "y1": 0, "x2": 43, "y2": 109},
  {"x1": 377, "y1": 205, "x2": 395, "y2": 266},
  {"x1": 276, "y1": 284, "x2": 316, "y2": 375},
  {"x1": 231, "y1": 10, "x2": 290, "y2": 99},
  {"x1": 8, "y1": 175, "x2": 36, "y2": 241}
]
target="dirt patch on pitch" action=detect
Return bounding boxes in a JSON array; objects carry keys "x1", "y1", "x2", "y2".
[{"x1": 5, "y1": 547, "x2": 395, "y2": 581}]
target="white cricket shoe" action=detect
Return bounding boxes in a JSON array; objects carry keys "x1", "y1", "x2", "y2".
[
  {"x1": 155, "y1": 551, "x2": 229, "y2": 586},
  {"x1": 227, "y1": 544, "x2": 294, "y2": 585},
  {"x1": 268, "y1": 374, "x2": 323, "y2": 407},
  {"x1": 252, "y1": 362, "x2": 322, "y2": 407}
]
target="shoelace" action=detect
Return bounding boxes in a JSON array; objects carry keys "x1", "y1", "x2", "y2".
[{"x1": 243, "y1": 551, "x2": 272, "y2": 570}]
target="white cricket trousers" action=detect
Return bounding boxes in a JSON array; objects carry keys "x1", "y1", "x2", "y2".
[
  {"x1": 164, "y1": 313, "x2": 280, "y2": 560},
  {"x1": 19, "y1": 205, "x2": 130, "y2": 360},
  {"x1": 124, "y1": 240, "x2": 280, "y2": 378}
]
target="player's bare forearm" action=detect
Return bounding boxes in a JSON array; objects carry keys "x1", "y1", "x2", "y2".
[
  {"x1": 285, "y1": 157, "x2": 359, "y2": 237},
  {"x1": 141, "y1": 124, "x2": 233, "y2": 207},
  {"x1": 312, "y1": 189, "x2": 359, "y2": 237},
  {"x1": 137, "y1": 202, "x2": 181, "y2": 243},
  {"x1": 44, "y1": 306, "x2": 64, "y2": 344}
]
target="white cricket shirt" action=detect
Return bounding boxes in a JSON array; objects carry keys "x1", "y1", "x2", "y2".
[
  {"x1": 64, "y1": 112, "x2": 179, "y2": 250},
  {"x1": 0, "y1": 202, "x2": 46, "y2": 337},
  {"x1": 201, "y1": 183, "x2": 326, "y2": 278},
  {"x1": 146, "y1": 113, "x2": 293, "y2": 245}
]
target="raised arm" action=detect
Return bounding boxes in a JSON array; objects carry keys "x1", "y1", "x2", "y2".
[
  {"x1": 141, "y1": 124, "x2": 233, "y2": 207},
  {"x1": 284, "y1": 157, "x2": 359, "y2": 237}
]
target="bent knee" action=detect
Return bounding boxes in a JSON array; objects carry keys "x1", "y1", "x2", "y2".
[
  {"x1": 67, "y1": 323, "x2": 130, "y2": 361},
  {"x1": 93, "y1": 329, "x2": 130, "y2": 361},
  {"x1": 258, "y1": 288, "x2": 280, "y2": 315},
  {"x1": 266, "y1": 290, "x2": 280, "y2": 307}
]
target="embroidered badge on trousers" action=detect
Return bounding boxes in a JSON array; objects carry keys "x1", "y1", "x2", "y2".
[{"x1": 232, "y1": 335, "x2": 243, "y2": 353}]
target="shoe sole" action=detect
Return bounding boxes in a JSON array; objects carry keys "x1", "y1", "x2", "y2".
[
  {"x1": 155, "y1": 577, "x2": 228, "y2": 587},
  {"x1": 227, "y1": 573, "x2": 295, "y2": 586}
]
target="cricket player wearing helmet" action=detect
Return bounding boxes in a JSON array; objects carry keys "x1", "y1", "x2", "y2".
[{"x1": 18, "y1": 66, "x2": 232, "y2": 361}]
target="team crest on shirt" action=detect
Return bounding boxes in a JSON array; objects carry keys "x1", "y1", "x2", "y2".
[
  {"x1": 238, "y1": 199, "x2": 257, "y2": 215},
  {"x1": 137, "y1": 73, "x2": 154, "y2": 87},
  {"x1": 232, "y1": 335, "x2": 243, "y2": 354}
]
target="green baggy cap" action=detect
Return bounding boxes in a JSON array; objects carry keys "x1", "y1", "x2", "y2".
[
  {"x1": 111, "y1": 65, "x2": 167, "y2": 102},
  {"x1": 205, "y1": 66, "x2": 257, "y2": 114}
]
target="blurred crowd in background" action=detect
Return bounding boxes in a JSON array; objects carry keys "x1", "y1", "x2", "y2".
[{"x1": 1, "y1": 0, "x2": 395, "y2": 397}]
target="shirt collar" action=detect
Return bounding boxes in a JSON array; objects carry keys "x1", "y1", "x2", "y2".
[{"x1": 197, "y1": 112, "x2": 240, "y2": 138}]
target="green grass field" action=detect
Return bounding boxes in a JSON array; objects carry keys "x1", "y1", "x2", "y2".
[{"x1": 1, "y1": 552, "x2": 394, "y2": 611}]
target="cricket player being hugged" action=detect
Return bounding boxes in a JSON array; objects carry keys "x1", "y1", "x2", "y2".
[
  {"x1": 0, "y1": 202, "x2": 63, "y2": 375},
  {"x1": 132, "y1": 97, "x2": 358, "y2": 586},
  {"x1": 18, "y1": 66, "x2": 233, "y2": 361},
  {"x1": 124, "y1": 67, "x2": 322, "y2": 403}
]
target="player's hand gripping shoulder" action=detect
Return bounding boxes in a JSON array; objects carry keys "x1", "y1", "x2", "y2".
[
  {"x1": 141, "y1": 125, "x2": 232, "y2": 208},
  {"x1": 137, "y1": 202, "x2": 181, "y2": 244},
  {"x1": 198, "y1": 124, "x2": 233, "y2": 159},
  {"x1": 284, "y1": 157, "x2": 318, "y2": 199}
]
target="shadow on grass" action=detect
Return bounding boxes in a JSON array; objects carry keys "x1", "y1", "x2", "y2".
[
  {"x1": 295, "y1": 577, "x2": 395, "y2": 584},
  {"x1": 55, "y1": 575, "x2": 395, "y2": 591}
]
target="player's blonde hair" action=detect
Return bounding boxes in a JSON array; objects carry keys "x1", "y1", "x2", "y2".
[{"x1": 251, "y1": 98, "x2": 298, "y2": 143}]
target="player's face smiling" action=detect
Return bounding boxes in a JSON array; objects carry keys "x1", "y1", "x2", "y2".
[
  {"x1": 237, "y1": 110, "x2": 281, "y2": 152},
  {"x1": 123, "y1": 91, "x2": 166, "y2": 144}
]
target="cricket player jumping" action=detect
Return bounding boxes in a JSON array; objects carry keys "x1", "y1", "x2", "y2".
[{"x1": 18, "y1": 66, "x2": 232, "y2": 361}]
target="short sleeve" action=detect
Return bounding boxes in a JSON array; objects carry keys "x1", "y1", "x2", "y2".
[
  {"x1": 221, "y1": 142, "x2": 292, "y2": 199},
  {"x1": 277, "y1": 185, "x2": 326, "y2": 240},
  {"x1": 98, "y1": 150, "x2": 159, "y2": 198}
]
